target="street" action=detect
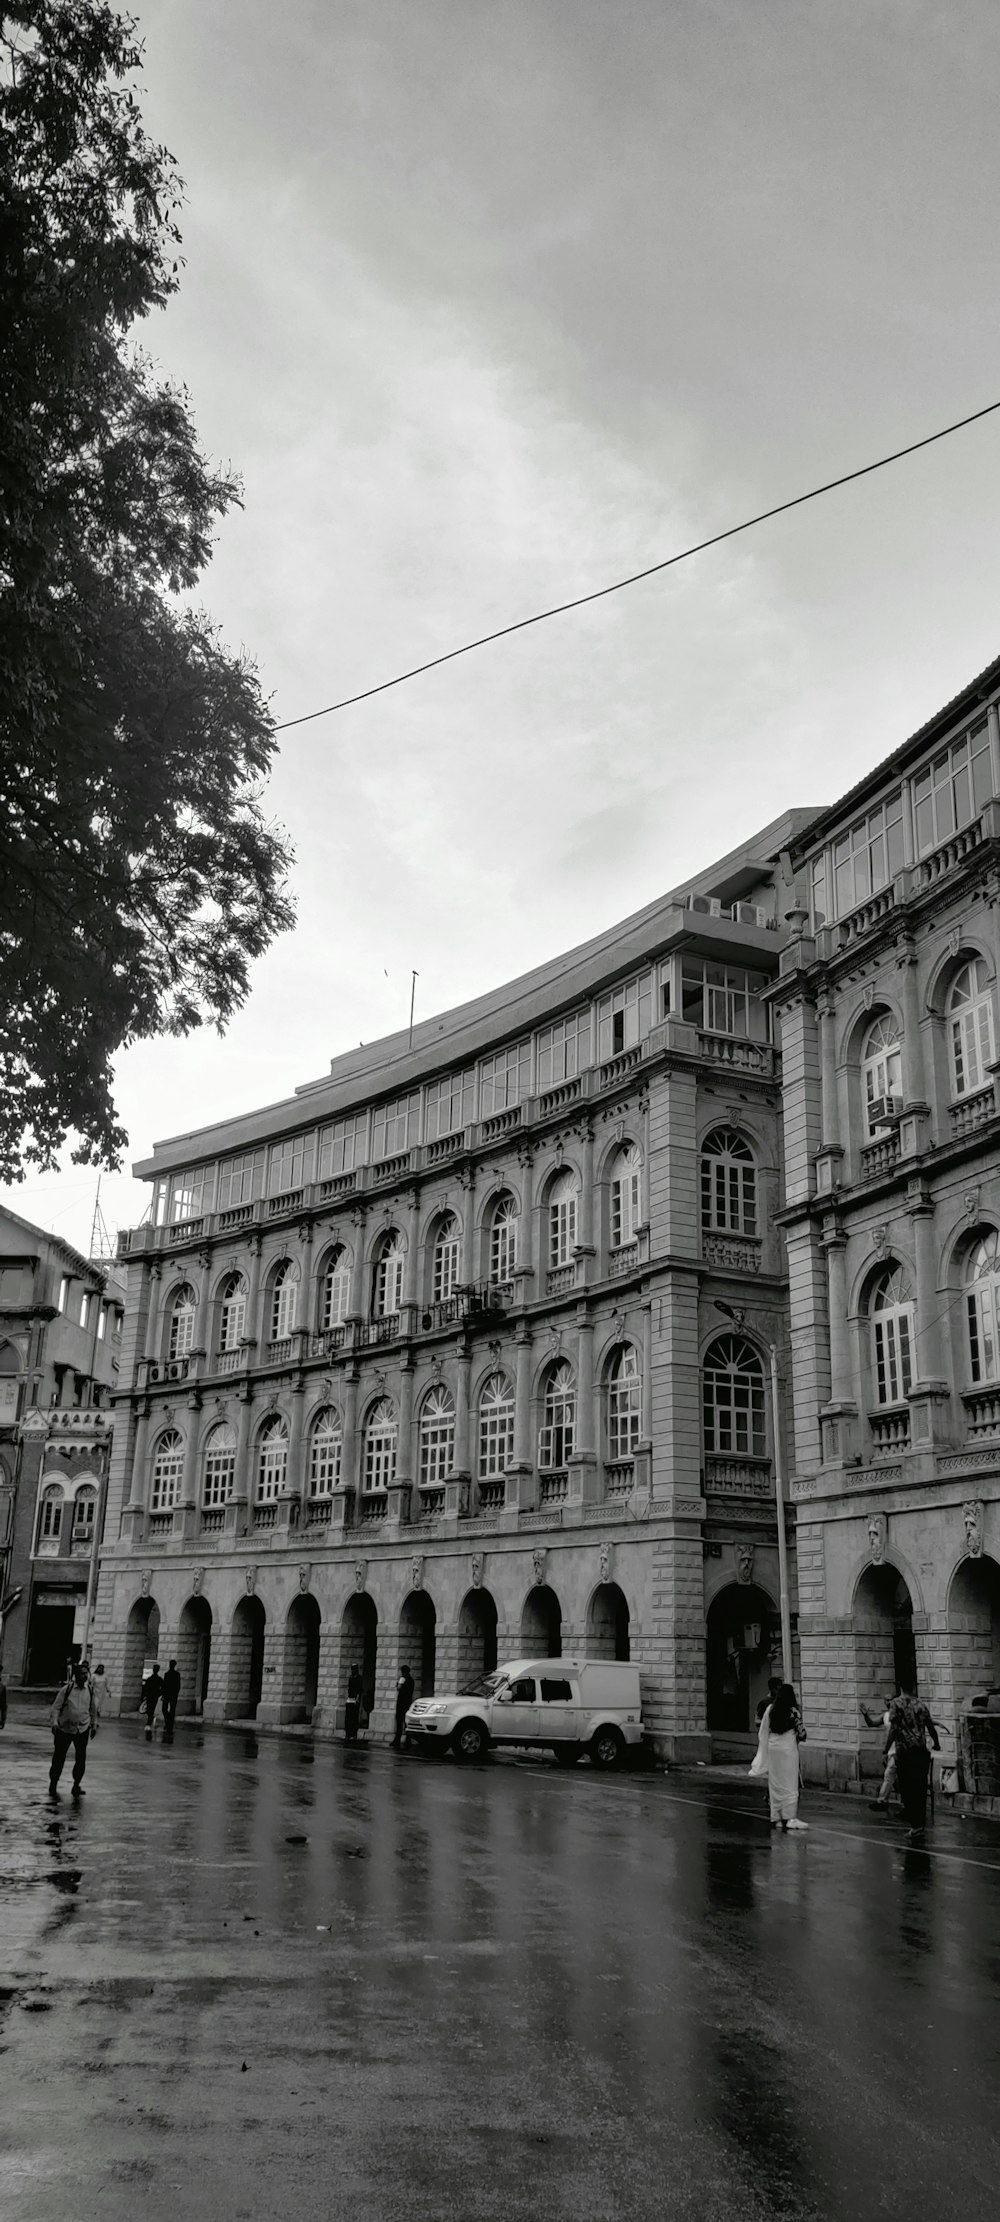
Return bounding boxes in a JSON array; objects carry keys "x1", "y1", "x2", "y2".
[{"x1": 1, "y1": 1715, "x2": 999, "y2": 2222}]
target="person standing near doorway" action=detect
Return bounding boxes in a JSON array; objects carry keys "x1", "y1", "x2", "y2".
[
  {"x1": 751, "y1": 1681, "x2": 808, "y2": 1831},
  {"x1": 393, "y1": 1662, "x2": 415, "y2": 1749},
  {"x1": 161, "y1": 1660, "x2": 181, "y2": 1741},
  {"x1": 142, "y1": 1663, "x2": 163, "y2": 1741},
  {"x1": 49, "y1": 1660, "x2": 98, "y2": 1798},
  {"x1": 886, "y1": 1686, "x2": 939, "y2": 1844},
  {"x1": 344, "y1": 1664, "x2": 363, "y2": 1744}
]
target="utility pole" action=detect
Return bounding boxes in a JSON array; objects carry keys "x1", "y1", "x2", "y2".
[{"x1": 408, "y1": 970, "x2": 419, "y2": 1050}]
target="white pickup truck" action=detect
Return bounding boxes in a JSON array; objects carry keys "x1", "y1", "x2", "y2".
[{"x1": 405, "y1": 1656, "x2": 643, "y2": 1769}]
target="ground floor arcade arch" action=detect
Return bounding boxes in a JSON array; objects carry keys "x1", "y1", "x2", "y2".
[
  {"x1": 283, "y1": 1592, "x2": 321, "y2": 1720},
  {"x1": 706, "y1": 1582, "x2": 777, "y2": 1734},
  {"x1": 226, "y1": 1595, "x2": 266, "y2": 1719},
  {"x1": 341, "y1": 1592, "x2": 378, "y2": 1716},
  {"x1": 520, "y1": 1583, "x2": 561, "y2": 1658},
  {"x1": 399, "y1": 1590, "x2": 436, "y2": 1697},
  {"x1": 177, "y1": 1594, "x2": 212, "y2": 1714},
  {"x1": 122, "y1": 1596, "x2": 161, "y2": 1713},
  {"x1": 456, "y1": 1588, "x2": 498, "y2": 1687},
  {"x1": 586, "y1": 1582, "x2": 630, "y2": 1661}
]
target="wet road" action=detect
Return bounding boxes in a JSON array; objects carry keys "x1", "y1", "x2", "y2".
[{"x1": 1, "y1": 1716, "x2": 999, "y2": 2222}]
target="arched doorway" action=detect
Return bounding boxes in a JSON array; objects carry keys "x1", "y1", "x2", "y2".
[
  {"x1": 586, "y1": 1582, "x2": 630, "y2": 1661},
  {"x1": 399, "y1": 1591, "x2": 436, "y2": 1697},
  {"x1": 123, "y1": 1596, "x2": 161, "y2": 1712},
  {"x1": 227, "y1": 1595, "x2": 266, "y2": 1718},
  {"x1": 177, "y1": 1595, "x2": 212, "y2": 1715},
  {"x1": 853, "y1": 1565, "x2": 916, "y2": 1702},
  {"x1": 283, "y1": 1593, "x2": 321, "y2": 1720},
  {"x1": 456, "y1": 1588, "x2": 498, "y2": 1687},
  {"x1": 706, "y1": 1583, "x2": 776, "y2": 1734},
  {"x1": 520, "y1": 1583, "x2": 561, "y2": 1657},
  {"x1": 341, "y1": 1592, "x2": 378, "y2": 1717},
  {"x1": 948, "y1": 1553, "x2": 1000, "y2": 1699}
]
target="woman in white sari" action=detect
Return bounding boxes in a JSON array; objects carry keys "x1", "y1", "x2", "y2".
[{"x1": 750, "y1": 1682, "x2": 808, "y2": 1830}]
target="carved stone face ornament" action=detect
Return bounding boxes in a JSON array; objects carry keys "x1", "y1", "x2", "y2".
[
  {"x1": 532, "y1": 1547, "x2": 547, "y2": 1587},
  {"x1": 298, "y1": 1564, "x2": 310, "y2": 1593},
  {"x1": 867, "y1": 1512, "x2": 887, "y2": 1567},
  {"x1": 599, "y1": 1541, "x2": 612, "y2": 1585},
  {"x1": 411, "y1": 1556, "x2": 423, "y2": 1591},
  {"x1": 471, "y1": 1552, "x2": 484, "y2": 1589},
  {"x1": 354, "y1": 1559, "x2": 367, "y2": 1592},
  {"x1": 963, "y1": 1500, "x2": 984, "y2": 1558},
  {"x1": 735, "y1": 1543, "x2": 754, "y2": 1586},
  {"x1": 244, "y1": 1565, "x2": 257, "y2": 1596}
]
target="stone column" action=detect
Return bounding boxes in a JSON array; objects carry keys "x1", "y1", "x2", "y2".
[
  {"x1": 814, "y1": 988, "x2": 843, "y2": 1196},
  {"x1": 461, "y1": 1166, "x2": 477, "y2": 1289},
  {"x1": 281, "y1": 1378, "x2": 306, "y2": 1527},
  {"x1": 907, "y1": 1194, "x2": 951, "y2": 1450},
  {"x1": 348, "y1": 1207, "x2": 368, "y2": 1323},
  {"x1": 397, "y1": 1356, "x2": 415, "y2": 1486},
  {"x1": 177, "y1": 1392, "x2": 201, "y2": 1537},
  {"x1": 244, "y1": 1232, "x2": 264, "y2": 1360},
  {"x1": 504, "y1": 1327, "x2": 535, "y2": 1516},
  {"x1": 567, "y1": 1308, "x2": 598, "y2": 1504},
  {"x1": 819, "y1": 1228, "x2": 857, "y2": 1465},
  {"x1": 454, "y1": 1349, "x2": 471, "y2": 1476},
  {"x1": 401, "y1": 1189, "x2": 420, "y2": 1332},
  {"x1": 514, "y1": 1147, "x2": 535, "y2": 1291},
  {"x1": 634, "y1": 1301, "x2": 654, "y2": 1495},
  {"x1": 225, "y1": 1385, "x2": 253, "y2": 1535},
  {"x1": 342, "y1": 1370, "x2": 360, "y2": 1493},
  {"x1": 143, "y1": 1261, "x2": 164, "y2": 1364},
  {"x1": 577, "y1": 1124, "x2": 596, "y2": 1284}
]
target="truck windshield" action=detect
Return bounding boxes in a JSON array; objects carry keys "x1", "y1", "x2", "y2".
[{"x1": 459, "y1": 1671, "x2": 506, "y2": 1698}]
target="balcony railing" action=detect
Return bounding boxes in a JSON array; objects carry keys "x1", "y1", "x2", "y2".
[
  {"x1": 702, "y1": 1232, "x2": 761, "y2": 1273},
  {"x1": 426, "y1": 1133, "x2": 465, "y2": 1164},
  {"x1": 317, "y1": 1171, "x2": 356, "y2": 1200},
  {"x1": 480, "y1": 1105, "x2": 521, "y2": 1141},
  {"x1": 917, "y1": 815, "x2": 985, "y2": 887},
  {"x1": 539, "y1": 1471, "x2": 569, "y2": 1505},
  {"x1": 836, "y1": 886, "x2": 896, "y2": 946},
  {"x1": 218, "y1": 1203, "x2": 254, "y2": 1230},
  {"x1": 267, "y1": 1187, "x2": 304, "y2": 1218},
  {"x1": 697, "y1": 1034, "x2": 774, "y2": 1078},
  {"x1": 949, "y1": 1085, "x2": 996, "y2": 1140},
  {"x1": 266, "y1": 1337, "x2": 296, "y2": 1364},
  {"x1": 308, "y1": 1326, "x2": 348, "y2": 1359},
  {"x1": 546, "y1": 1263, "x2": 577, "y2": 1295},
  {"x1": 604, "y1": 1461, "x2": 635, "y2": 1498},
  {"x1": 869, "y1": 1407, "x2": 910, "y2": 1457},
  {"x1": 600, "y1": 1047, "x2": 642, "y2": 1091},
  {"x1": 148, "y1": 1510, "x2": 174, "y2": 1538},
  {"x1": 363, "y1": 1315, "x2": 400, "y2": 1347},
  {"x1": 963, "y1": 1387, "x2": 1000, "y2": 1439},
  {"x1": 417, "y1": 1488, "x2": 446, "y2": 1521},
  {"x1": 305, "y1": 1495, "x2": 333, "y2": 1524},
  {"x1": 476, "y1": 1480, "x2": 506, "y2": 1515},
  {"x1": 538, "y1": 1078, "x2": 582, "y2": 1120},
  {"x1": 201, "y1": 1506, "x2": 226, "y2": 1532},
  {"x1": 860, "y1": 1132, "x2": 900, "y2": 1181},
  {"x1": 359, "y1": 1493, "x2": 389, "y2": 1523},
  {"x1": 216, "y1": 1348, "x2": 243, "y2": 1375},
  {"x1": 253, "y1": 1503, "x2": 278, "y2": 1530},
  {"x1": 371, "y1": 1151, "x2": 411, "y2": 1185},
  {"x1": 609, "y1": 1242, "x2": 640, "y2": 1279},
  {"x1": 704, "y1": 1456, "x2": 772, "y2": 1497}
]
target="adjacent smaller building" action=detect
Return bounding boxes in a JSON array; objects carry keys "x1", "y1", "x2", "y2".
[{"x1": 0, "y1": 1206, "x2": 125, "y2": 1684}]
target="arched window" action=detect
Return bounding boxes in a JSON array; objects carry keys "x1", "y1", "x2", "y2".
[
  {"x1": 372, "y1": 1232, "x2": 404, "y2": 1319},
  {"x1": 539, "y1": 1359, "x2": 575, "y2": 1470},
  {"x1": 967, "y1": 1233, "x2": 1000, "y2": 1385},
  {"x1": 419, "y1": 1384, "x2": 455, "y2": 1484},
  {"x1": 861, "y1": 1015, "x2": 902, "y2": 1136},
  {"x1": 489, "y1": 1195, "x2": 518, "y2": 1285},
  {"x1": 167, "y1": 1284, "x2": 197, "y2": 1359},
  {"x1": 609, "y1": 1144, "x2": 641, "y2": 1249},
  {"x1": 703, "y1": 1335, "x2": 766, "y2": 1458},
  {"x1": 548, "y1": 1169, "x2": 578, "y2": 1270},
  {"x1": 309, "y1": 1407, "x2": 342, "y2": 1497},
  {"x1": 363, "y1": 1398, "x2": 397, "y2": 1492},
  {"x1": 270, "y1": 1260, "x2": 299, "y2": 1341},
  {"x1": 432, "y1": 1216, "x2": 461, "y2": 1305},
  {"x1": 256, "y1": 1415, "x2": 288, "y2": 1502},
  {"x1": 218, "y1": 1272, "x2": 247, "y2": 1354},
  {"x1": 869, "y1": 1266, "x2": 914, "y2": 1406},
  {"x1": 202, "y1": 1421, "x2": 237, "y2": 1507},
  {"x1": 72, "y1": 1485, "x2": 98, "y2": 1543},
  {"x1": 606, "y1": 1343, "x2": 641, "y2": 1460},
  {"x1": 948, "y1": 957, "x2": 996, "y2": 1098},
  {"x1": 700, "y1": 1129, "x2": 757, "y2": 1236},
  {"x1": 478, "y1": 1372, "x2": 515, "y2": 1478},
  {"x1": 320, "y1": 1246, "x2": 351, "y2": 1331},
  {"x1": 37, "y1": 1482, "x2": 63, "y2": 1547},
  {"x1": 151, "y1": 1427, "x2": 184, "y2": 1512}
]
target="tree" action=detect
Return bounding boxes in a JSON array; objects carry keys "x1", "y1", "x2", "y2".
[{"x1": 0, "y1": 1, "x2": 295, "y2": 1183}]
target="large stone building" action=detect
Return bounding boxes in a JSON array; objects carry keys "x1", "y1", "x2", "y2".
[{"x1": 0, "y1": 1207, "x2": 126, "y2": 1684}]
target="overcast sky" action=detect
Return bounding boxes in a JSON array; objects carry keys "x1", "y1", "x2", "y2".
[{"x1": 7, "y1": 0, "x2": 1000, "y2": 1259}]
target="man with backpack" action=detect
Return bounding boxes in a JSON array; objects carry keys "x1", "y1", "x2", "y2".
[{"x1": 49, "y1": 1659, "x2": 98, "y2": 1798}]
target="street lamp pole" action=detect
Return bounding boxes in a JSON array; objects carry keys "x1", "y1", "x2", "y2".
[{"x1": 715, "y1": 1303, "x2": 793, "y2": 1685}]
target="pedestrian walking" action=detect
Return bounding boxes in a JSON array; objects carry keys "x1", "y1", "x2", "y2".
[
  {"x1": 393, "y1": 1662, "x2": 415, "y2": 1749},
  {"x1": 750, "y1": 1681, "x2": 808, "y2": 1831},
  {"x1": 49, "y1": 1659, "x2": 98, "y2": 1798},
  {"x1": 161, "y1": 1660, "x2": 181, "y2": 1741},
  {"x1": 344, "y1": 1664, "x2": 363, "y2": 1744},
  {"x1": 142, "y1": 1663, "x2": 164, "y2": 1740},
  {"x1": 91, "y1": 1663, "x2": 109, "y2": 1720},
  {"x1": 862, "y1": 1695, "x2": 899, "y2": 1810},
  {"x1": 886, "y1": 1687, "x2": 939, "y2": 1844}
]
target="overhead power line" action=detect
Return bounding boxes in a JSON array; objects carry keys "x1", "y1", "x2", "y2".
[{"x1": 273, "y1": 397, "x2": 1000, "y2": 732}]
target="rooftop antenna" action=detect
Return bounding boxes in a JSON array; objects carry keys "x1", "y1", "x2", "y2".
[
  {"x1": 408, "y1": 969, "x2": 419, "y2": 1050},
  {"x1": 89, "y1": 1178, "x2": 114, "y2": 1263}
]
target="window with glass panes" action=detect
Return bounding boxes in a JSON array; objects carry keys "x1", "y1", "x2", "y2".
[
  {"x1": 373, "y1": 1233, "x2": 404, "y2": 1316},
  {"x1": 597, "y1": 975, "x2": 651, "y2": 1060},
  {"x1": 425, "y1": 1069, "x2": 475, "y2": 1141},
  {"x1": 268, "y1": 1133, "x2": 311, "y2": 1196},
  {"x1": 478, "y1": 1373, "x2": 515, "y2": 1477},
  {"x1": 432, "y1": 1217, "x2": 460, "y2": 1303},
  {"x1": 479, "y1": 1040, "x2": 531, "y2": 1116},
  {"x1": 171, "y1": 1168, "x2": 207, "y2": 1222},
  {"x1": 948, "y1": 958, "x2": 996, "y2": 1097},
  {"x1": 548, "y1": 1169, "x2": 578, "y2": 1267},
  {"x1": 536, "y1": 1010, "x2": 592, "y2": 1090},
  {"x1": 371, "y1": 1094, "x2": 417, "y2": 1161},
  {"x1": 681, "y1": 960, "x2": 767, "y2": 1039},
  {"x1": 318, "y1": 1113, "x2": 367, "y2": 1179},
  {"x1": 419, "y1": 1385, "x2": 455, "y2": 1484},
  {"x1": 700, "y1": 1129, "x2": 757, "y2": 1235},
  {"x1": 832, "y1": 795, "x2": 904, "y2": 918},
  {"x1": 967, "y1": 1233, "x2": 1000, "y2": 1385},
  {"x1": 218, "y1": 1272, "x2": 247, "y2": 1351},
  {"x1": 217, "y1": 1151, "x2": 262, "y2": 1211},
  {"x1": 607, "y1": 1344, "x2": 641, "y2": 1459},
  {"x1": 168, "y1": 1286, "x2": 196, "y2": 1357},
  {"x1": 203, "y1": 1423, "x2": 237, "y2": 1507},
  {"x1": 72, "y1": 1486, "x2": 97, "y2": 1540},
  {"x1": 913, "y1": 722, "x2": 993, "y2": 857},
  {"x1": 703, "y1": 1336, "x2": 766, "y2": 1457},
  {"x1": 861, "y1": 1016, "x2": 902, "y2": 1133},
  {"x1": 38, "y1": 1484, "x2": 63, "y2": 1543},
  {"x1": 539, "y1": 1361, "x2": 575, "y2": 1467},
  {"x1": 489, "y1": 1196, "x2": 518, "y2": 1283},
  {"x1": 151, "y1": 1428, "x2": 184, "y2": 1510},
  {"x1": 270, "y1": 1261, "x2": 298, "y2": 1339},
  {"x1": 610, "y1": 1143, "x2": 641, "y2": 1247},
  {"x1": 309, "y1": 1409, "x2": 342, "y2": 1496},
  {"x1": 256, "y1": 1417, "x2": 288, "y2": 1501},
  {"x1": 869, "y1": 1267, "x2": 914, "y2": 1405},
  {"x1": 363, "y1": 1398, "x2": 397, "y2": 1491},
  {"x1": 320, "y1": 1246, "x2": 351, "y2": 1328}
]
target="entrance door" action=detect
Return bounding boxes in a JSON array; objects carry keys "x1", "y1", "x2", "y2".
[{"x1": 27, "y1": 1602, "x2": 77, "y2": 1685}]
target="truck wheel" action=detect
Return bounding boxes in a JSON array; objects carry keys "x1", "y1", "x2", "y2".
[
  {"x1": 553, "y1": 1745, "x2": 580, "y2": 1768},
  {"x1": 590, "y1": 1725, "x2": 625, "y2": 1771},
  {"x1": 452, "y1": 1718, "x2": 489, "y2": 1762}
]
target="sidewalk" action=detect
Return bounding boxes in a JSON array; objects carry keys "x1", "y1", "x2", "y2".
[{"x1": 670, "y1": 1758, "x2": 1000, "y2": 1826}]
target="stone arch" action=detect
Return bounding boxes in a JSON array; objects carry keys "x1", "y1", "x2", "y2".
[
  {"x1": 837, "y1": 990, "x2": 904, "y2": 1071},
  {"x1": 227, "y1": 1594, "x2": 266, "y2": 1718},
  {"x1": 283, "y1": 1591, "x2": 321, "y2": 1720},
  {"x1": 456, "y1": 1587, "x2": 498, "y2": 1686},
  {"x1": 852, "y1": 1562, "x2": 917, "y2": 1702},
  {"x1": 520, "y1": 1582, "x2": 561, "y2": 1658},
  {"x1": 925, "y1": 934, "x2": 996, "y2": 1016},
  {"x1": 123, "y1": 1595, "x2": 161, "y2": 1713},
  {"x1": 341, "y1": 1590, "x2": 378, "y2": 1716},
  {"x1": 177, "y1": 1594, "x2": 212, "y2": 1715},
  {"x1": 585, "y1": 1581, "x2": 631, "y2": 1661},
  {"x1": 848, "y1": 1245, "x2": 916, "y2": 1319},
  {"x1": 947, "y1": 1552, "x2": 1000, "y2": 1700},
  {"x1": 399, "y1": 1590, "x2": 436, "y2": 1697},
  {"x1": 705, "y1": 1581, "x2": 777, "y2": 1735}
]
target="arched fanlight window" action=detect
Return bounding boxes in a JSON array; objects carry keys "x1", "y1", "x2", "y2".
[
  {"x1": 320, "y1": 1246, "x2": 351, "y2": 1331},
  {"x1": 609, "y1": 1144, "x2": 642, "y2": 1249},
  {"x1": 432, "y1": 1216, "x2": 461, "y2": 1305},
  {"x1": 256, "y1": 1414, "x2": 289, "y2": 1502},
  {"x1": 419, "y1": 1383, "x2": 455, "y2": 1484},
  {"x1": 700, "y1": 1128, "x2": 757, "y2": 1236},
  {"x1": 702, "y1": 1335, "x2": 766, "y2": 1458},
  {"x1": 270, "y1": 1260, "x2": 299, "y2": 1341},
  {"x1": 309, "y1": 1407, "x2": 342, "y2": 1497},
  {"x1": 363, "y1": 1397, "x2": 397, "y2": 1491},
  {"x1": 218, "y1": 1272, "x2": 247, "y2": 1353},
  {"x1": 478, "y1": 1372, "x2": 515, "y2": 1478},
  {"x1": 489, "y1": 1195, "x2": 518, "y2": 1285},
  {"x1": 606, "y1": 1343, "x2": 641, "y2": 1460},
  {"x1": 372, "y1": 1232, "x2": 404, "y2": 1319},
  {"x1": 868, "y1": 1265, "x2": 914, "y2": 1406},
  {"x1": 861, "y1": 1015, "x2": 902, "y2": 1137},
  {"x1": 548, "y1": 1169, "x2": 579, "y2": 1270},
  {"x1": 203, "y1": 1421, "x2": 237, "y2": 1507},
  {"x1": 151, "y1": 1427, "x2": 184, "y2": 1511},
  {"x1": 948, "y1": 957, "x2": 996, "y2": 1099},
  {"x1": 167, "y1": 1284, "x2": 197, "y2": 1359},
  {"x1": 38, "y1": 1482, "x2": 64, "y2": 1546},
  {"x1": 967, "y1": 1232, "x2": 1000, "y2": 1386},
  {"x1": 72, "y1": 1484, "x2": 98, "y2": 1542},
  {"x1": 539, "y1": 1359, "x2": 575, "y2": 1470}
]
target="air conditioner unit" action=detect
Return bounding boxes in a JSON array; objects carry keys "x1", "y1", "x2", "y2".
[
  {"x1": 166, "y1": 1360, "x2": 184, "y2": 1381},
  {"x1": 689, "y1": 894, "x2": 710, "y2": 914},
  {"x1": 868, "y1": 1096, "x2": 902, "y2": 1129},
  {"x1": 755, "y1": 906, "x2": 771, "y2": 929},
  {"x1": 708, "y1": 898, "x2": 723, "y2": 918},
  {"x1": 733, "y1": 901, "x2": 757, "y2": 925}
]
